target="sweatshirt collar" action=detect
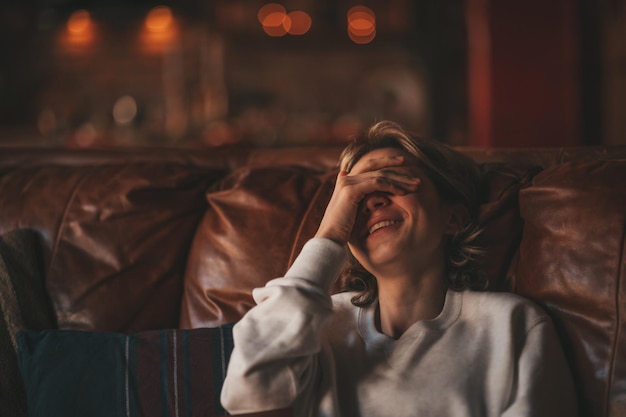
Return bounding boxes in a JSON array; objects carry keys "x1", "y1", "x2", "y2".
[{"x1": 358, "y1": 289, "x2": 463, "y2": 349}]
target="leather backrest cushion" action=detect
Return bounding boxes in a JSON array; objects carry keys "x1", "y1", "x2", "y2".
[
  {"x1": 180, "y1": 162, "x2": 537, "y2": 328},
  {"x1": 476, "y1": 163, "x2": 540, "y2": 290},
  {"x1": 0, "y1": 163, "x2": 220, "y2": 332},
  {"x1": 0, "y1": 166, "x2": 87, "y2": 263},
  {"x1": 515, "y1": 160, "x2": 626, "y2": 416},
  {"x1": 179, "y1": 166, "x2": 336, "y2": 328}
]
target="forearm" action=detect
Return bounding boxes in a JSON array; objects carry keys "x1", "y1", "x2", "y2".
[{"x1": 221, "y1": 238, "x2": 346, "y2": 414}]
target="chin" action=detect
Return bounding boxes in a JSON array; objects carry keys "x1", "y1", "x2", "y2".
[{"x1": 357, "y1": 248, "x2": 398, "y2": 271}]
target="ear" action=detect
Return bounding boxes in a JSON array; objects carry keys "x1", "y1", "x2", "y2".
[{"x1": 444, "y1": 203, "x2": 468, "y2": 235}]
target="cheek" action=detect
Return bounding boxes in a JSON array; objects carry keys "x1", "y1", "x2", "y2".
[{"x1": 352, "y1": 209, "x2": 367, "y2": 231}]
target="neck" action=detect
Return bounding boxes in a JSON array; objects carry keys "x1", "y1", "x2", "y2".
[{"x1": 374, "y1": 267, "x2": 447, "y2": 339}]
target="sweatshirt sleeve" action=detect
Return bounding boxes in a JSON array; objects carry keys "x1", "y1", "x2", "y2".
[
  {"x1": 220, "y1": 238, "x2": 347, "y2": 416},
  {"x1": 502, "y1": 317, "x2": 579, "y2": 417}
]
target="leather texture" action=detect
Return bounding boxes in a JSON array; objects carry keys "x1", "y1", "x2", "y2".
[
  {"x1": 180, "y1": 166, "x2": 336, "y2": 328},
  {"x1": 516, "y1": 160, "x2": 626, "y2": 416}
]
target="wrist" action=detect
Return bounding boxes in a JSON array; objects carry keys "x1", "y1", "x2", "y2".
[{"x1": 314, "y1": 226, "x2": 348, "y2": 246}]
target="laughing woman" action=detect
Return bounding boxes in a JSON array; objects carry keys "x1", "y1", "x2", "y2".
[{"x1": 221, "y1": 121, "x2": 577, "y2": 417}]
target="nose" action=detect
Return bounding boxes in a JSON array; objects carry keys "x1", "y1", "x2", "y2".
[{"x1": 361, "y1": 192, "x2": 390, "y2": 214}]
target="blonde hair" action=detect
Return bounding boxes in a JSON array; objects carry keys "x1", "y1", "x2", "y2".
[{"x1": 337, "y1": 121, "x2": 486, "y2": 306}]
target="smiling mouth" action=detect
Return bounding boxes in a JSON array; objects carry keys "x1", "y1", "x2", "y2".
[{"x1": 368, "y1": 220, "x2": 401, "y2": 235}]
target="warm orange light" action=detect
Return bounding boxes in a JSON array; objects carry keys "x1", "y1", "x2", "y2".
[
  {"x1": 263, "y1": 11, "x2": 287, "y2": 27},
  {"x1": 286, "y1": 11, "x2": 311, "y2": 35},
  {"x1": 258, "y1": 3, "x2": 286, "y2": 23},
  {"x1": 349, "y1": 17, "x2": 375, "y2": 36},
  {"x1": 259, "y1": 4, "x2": 312, "y2": 37},
  {"x1": 140, "y1": 5, "x2": 178, "y2": 54},
  {"x1": 63, "y1": 9, "x2": 95, "y2": 48},
  {"x1": 262, "y1": 11, "x2": 289, "y2": 37},
  {"x1": 347, "y1": 6, "x2": 376, "y2": 44},
  {"x1": 145, "y1": 6, "x2": 173, "y2": 32},
  {"x1": 67, "y1": 10, "x2": 92, "y2": 35},
  {"x1": 348, "y1": 28, "x2": 376, "y2": 44}
]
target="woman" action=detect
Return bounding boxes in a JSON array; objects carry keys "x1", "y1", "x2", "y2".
[{"x1": 221, "y1": 121, "x2": 577, "y2": 417}]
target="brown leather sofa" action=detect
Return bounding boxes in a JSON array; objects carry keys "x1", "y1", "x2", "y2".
[{"x1": 1, "y1": 144, "x2": 626, "y2": 417}]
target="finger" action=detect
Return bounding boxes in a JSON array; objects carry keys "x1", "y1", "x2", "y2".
[
  {"x1": 369, "y1": 175, "x2": 421, "y2": 196},
  {"x1": 346, "y1": 164, "x2": 420, "y2": 184},
  {"x1": 344, "y1": 174, "x2": 420, "y2": 200},
  {"x1": 349, "y1": 155, "x2": 406, "y2": 175}
]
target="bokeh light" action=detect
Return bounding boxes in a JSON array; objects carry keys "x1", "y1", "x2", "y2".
[
  {"x1": 145, "y1": 6, "x2": 173, "y2": 32},
  {"x1": 347, "y1": 6, "x2": 376, "y2": 44},
  {"x1": 113, "y1": 95, "x2": 138, "y2": 125},
  {"x1": 67, "y1": 9, "x2": 92, "y2": 35},
  {"x1": 141, "y1": 5, "x2": 178, "y2": 53},
  {"x1": 259, "y1": 4, "x2": 311, "y2": 37},
  {"x1": 286, "y1": 11, "x2": 311, "y2": 35},
  {"x1": 262, "y1": 10, "x2": 290, "y2": 37},
  {"x1": 64, "y1": 9, "x2": 95, "y2": 47},
  {"x1": 74, "y1": 123, "x2": 98, "y2": 148},
  {"x1": 257, "y1": 3, "x2": 286, "y2": 23}
]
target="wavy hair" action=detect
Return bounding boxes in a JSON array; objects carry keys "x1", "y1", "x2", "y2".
[{"x1": 336, "y1": 121, "x2": 486, "y2": 306}]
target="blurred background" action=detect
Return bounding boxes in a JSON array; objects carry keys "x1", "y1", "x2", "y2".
[{"x1": 0, "y1": 0, "x2": 623, "y2": 149}]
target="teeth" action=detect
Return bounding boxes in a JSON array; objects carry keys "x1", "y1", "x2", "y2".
[{"x1": 369, "y1": 220, "x2": 399, "y2": 235}]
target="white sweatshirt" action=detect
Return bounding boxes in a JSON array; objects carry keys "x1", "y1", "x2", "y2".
[{"x1": 221, "y1": 238, "x2": 578, "y2": 417}]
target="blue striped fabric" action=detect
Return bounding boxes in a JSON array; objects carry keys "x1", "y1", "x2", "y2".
[{"x1": 16, "y1": 325, "x2": 234, "y2": 417}]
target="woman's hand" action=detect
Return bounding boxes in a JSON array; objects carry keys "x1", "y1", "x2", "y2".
[{"x1": 315, "y1": 155, "x2": 421, "y2": 245}]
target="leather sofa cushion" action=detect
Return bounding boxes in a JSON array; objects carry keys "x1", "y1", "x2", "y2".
[
  {"x1": 476, "y1": 163, "x2": 540, "y2": 290},
  {"x1": 515, "y1": 160, "x2": 626, "y2": 416},
  {"x1": 180, "y1": 166, "x2": 336, "y2": 328},
  {"x1": 180, "y1": 162, "x2": 538, "y2": 328},
  {"x1": 0, "y1": 163, "x2": 220, "y2": 332}
]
